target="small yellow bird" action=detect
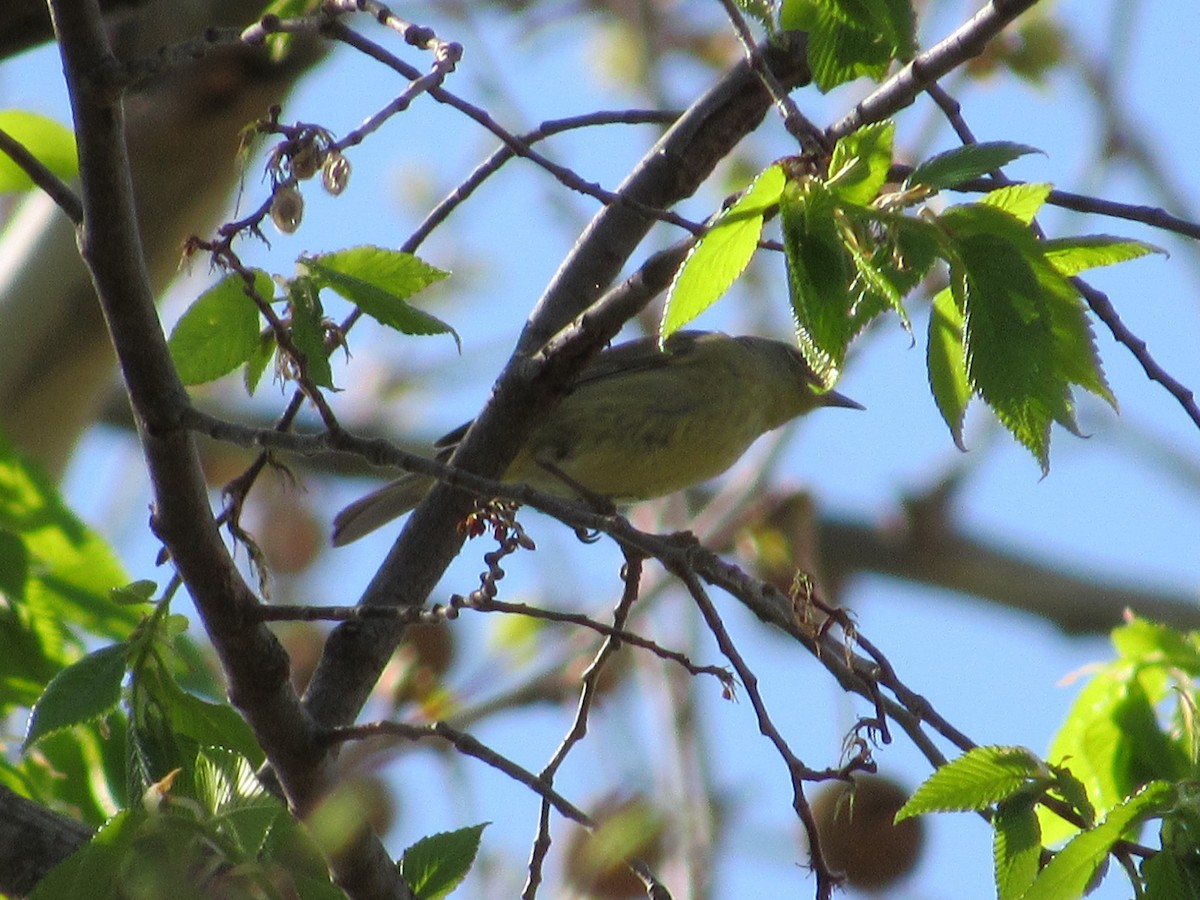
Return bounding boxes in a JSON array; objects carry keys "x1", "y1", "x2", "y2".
[{"x1": 332, "y1": 331, "x2": 861, "y2": 545}]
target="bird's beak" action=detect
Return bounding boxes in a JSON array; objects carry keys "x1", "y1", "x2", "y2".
[{"x1": 821, "y1": 389, "x2": 865, "y2": 411}]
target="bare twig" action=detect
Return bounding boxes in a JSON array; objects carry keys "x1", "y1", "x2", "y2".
[
  {"x1": 522, "y1": 550, "x2": 670, "y2": 899},
  {"x1": 715, "y1": 0, "x2": 829, "y2": 153},
  {"x1": 828, "y1": 0, "x2": 1042, "y2": 140},
  {"x1": 0, "y1": 127, "x2": 82, "y2": 223},
  {"x1": 672, "y1": 566, "x2": 841, "y2": 900}
]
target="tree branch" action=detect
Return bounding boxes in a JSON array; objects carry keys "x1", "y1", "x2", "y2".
[
  {"x1": 828, "y1": 0, "x2": 1043, "y2": 140},
  {"x1": 47, "y1": 2, "x2": 406, "y2": 896}
]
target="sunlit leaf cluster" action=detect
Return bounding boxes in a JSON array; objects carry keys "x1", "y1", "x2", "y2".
[{"x1": 663, "y1": 122, "x2": 1158, "y2": 472}]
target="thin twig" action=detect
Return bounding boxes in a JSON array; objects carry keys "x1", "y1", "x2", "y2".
[
  {"x1": 0, "y1": 128, "x2": 82, "y2": 223},
  {"x1": 828, "y1": 0, "x2": 1042, "y2": 140},
  {"x1": 672, "y1": 566, "x2": 841, "y2": 900},
  {"x1": 715, "y1": 0, "x2": 829, "y2": 154}
]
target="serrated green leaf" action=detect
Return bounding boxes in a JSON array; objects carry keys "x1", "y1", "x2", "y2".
[
  {"x1": 951, "y1": 228, "x2": 1063, "y2": 469},
  {"x1": 195, "y1": 747, "x2": 282, "y2": 859},
  {"x1": 661, "y1": 165, "x2": 784, "y2": 338},
  {"x1": 0, "y1": 110, "x2": 78, "y2": 192},
  {"x1": 401, "y1": 822, "x2": 489, "y2": 900},
  {"x1": 847, "y1": 213, "x2": 937, "y2": 334},
  {"x1": 1024, "y1": 781, "x2": 1174, "y2": 900},
  {"x1": 927, "y1": 287, "x2": 971, "y2": 450},
  {"x1": 169, "y1": 271, "x2": 272, "y2": 386},
  {"x1": 287, "y1": 280, "x2": 335, "y2": 389},
  {"x1": 781, "y1": 179, "x2": 853, "y2": 384},
  {"x1": 897, "y1": 746, "x2": 1046, "y2": 820},
  {"x1": 803, "y1": 4, "x2": 894, "y2": 91},
  {"x1": 24, "y1": 643, "x2": 128, "y2": 749},
  {"x1": 1048, "y1": 763, "x2": 1097, "y2": 829},
  {"x1": 843, "y1": 227, "x2": 905, "y2": 323},
  {"x1": 827, "y1": 120, "x2": 895, "y2": 205},
  {"x1": 795, "y1": 0, "x2": 914, "y2": 90},
  {"x1": 1043, "y1": 639, "x2": 1189, "y2": 849},
  {"x1": 906, "y1": 142, "x2": 1042, "y2": 191},
  {"x1": 301, "y1": 247, "x2": 457, "y2": 349},
  {"x1": 1043, "y1": 235, "x2": 1165, "y2": 277},
  {"x1": 824, "y1": 0, "x2": 916, "y2": 55},
  {"x1": 979, "y1": 182, "x2": 1053, "y2": 224},
  {"x1": 304, "y1": 246, "x2": 448, "y2": 301},
  {"x1": 994, "y1": 790, "x2": 1042, "y2": 900},
  {"x1": 1043, "y1": 667, "x2": 1127, "y2": 845},
  {"x1": 940, "y1": 201, "x2": 1113, "y2": 472}
]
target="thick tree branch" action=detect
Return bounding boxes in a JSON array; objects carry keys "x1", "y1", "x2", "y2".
[
  {"x1": 47, "y1": 2, "x2": 406, "y2": 897},
  {"x1": 0, "y1": 787, "x2": 92, "y2": 898}
]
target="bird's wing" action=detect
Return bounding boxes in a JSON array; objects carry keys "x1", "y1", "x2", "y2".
[
  {"x1": 432, "y1": 331, "x2": 716, "y2": 451},
  {"x1": 568, "y1": 330, "x2": 710, "y2": 388}
]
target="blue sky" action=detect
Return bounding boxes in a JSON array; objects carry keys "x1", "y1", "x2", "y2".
[{"x1": 6, "y1": 0, "x2": 1200, "y2": 896}]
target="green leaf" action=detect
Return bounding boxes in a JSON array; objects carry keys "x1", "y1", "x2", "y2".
[
  {"x1": 979, "y1": 182, "x2": 1053, "y2": 224},
  {"x1": 781, "y1": 179, "x2": 853, "y2": 385},
  {"x1": 169, "y1": 271, "x2": 272, "y2": 385},
  {"x1": 905, "y1": 142, "x2": 1042, "y2": 191},
  {"x1": 287, "y1": 280, "x2": 335, "y2": 389},
  {"x1": 194, "y1": 747, "x2": 282, "y2": 858},
  {"x1": 0, "y1": 436, "x2": 136, "y2": 647},
  {"x1": 927, "y1": 287, "x2": 971, "y2": 450},
  {"x1": 300, "y1": 246, "x2": 457, "y2": 349},
  {"x1": 994, "y1": 790, "x2": 1042, "y2": 900},
  {"x1": 827, "y1": 120, "x2": 895, "y2": 206},
  {"x1": 0, "y1": 528, "x2": 29, "y2": 598},
  {"x1": 24, "y1": 643, "x2": 128, "y2": 750},
  {"x1": 848, "y1": 213, "x2": 938, "y2": 333},
  {"x1": 169, "y1": 690, "x2": 265, "y2": 768},
  {"x1": 1111, "y1": 617, "x2": 1200, "y2": 673},
  {"x1": 1043, "y1": 235, "x2": 1165, "y2": 277},
  {"x1": 1043, "y1": 635, "x2": 1190, "y2": 848},
  {"x1": 1024, "y1": 781, "x2": 1174, "y2": 900},
  {"x1": 400, "y1": 822, "x2": 489, "y2": 900},
  {"x1": 1048, "y1": 762, "x2": 1096, "y2": 829},
  {"x1": 662, "y1": 164, "x2": 784, "y2": 338},
  {"x1": 0, "y1": 110, "x2": 78, "y2": 192},
  {"x1": 897, "y1": 746, "x2": 1046, "y2": 820},
  {"x1": 793, "y1": 0, "x2": 915, "y2": 90},
  {"x1": 779, "y1": 0, "x2": 817, "y2": 28},
  {"x1": 1141, "y1": 848, "x2": 1200, "y2": 900},
  {"x1": 951, "y1": 229, "x2": 1063, "y2": 469},
  {"x1": 110, "y1": 581, "x2": 157, "y2": 606},
  {"x1": 27, "y1": 809, "x2": 142, "y2": 900},
  {"x1": 243, "y1": 329, "x2": 276, "y2": 396},
  {"x1": 804, "y1": 6, "x2": 893, "y2": 91},
  {"x1": 843, "y1": 227, "x2": 905, "y2": 325},
  {"x1": 939, "y1": 202, "x2": 1113, "y2": 472}
]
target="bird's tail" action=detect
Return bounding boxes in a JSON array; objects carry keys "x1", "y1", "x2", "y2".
[{"x1": 330, "y1": 473, "x2": 435, "y2": 546}]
